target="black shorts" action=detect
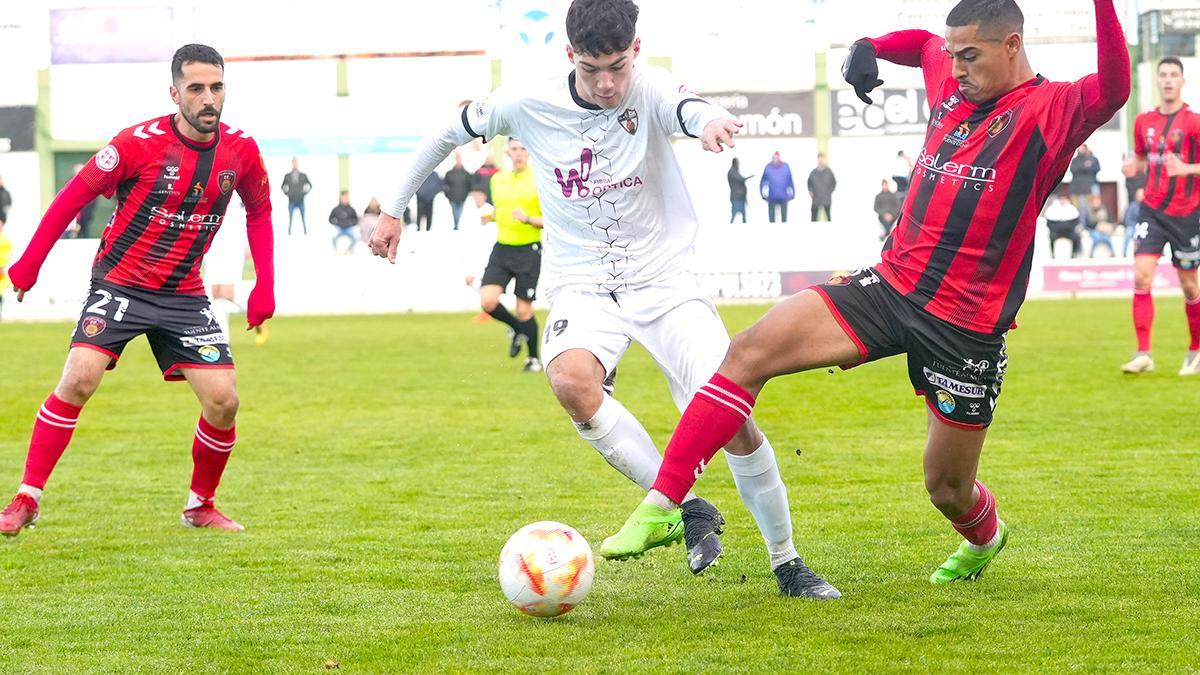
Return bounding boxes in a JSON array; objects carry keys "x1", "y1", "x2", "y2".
[
  {"x1": 1134, "y1": 206, "x2": 1200, "y2": 270},
  {"x1": 70, "y1": 280, "x2": 233, "y2": 381},
  {"x1": 812, "y1": 268, "x2": 1008, "y2": 429},
  {"x1": 480, "y1": 242, "x2": 542, "y2": 301}
]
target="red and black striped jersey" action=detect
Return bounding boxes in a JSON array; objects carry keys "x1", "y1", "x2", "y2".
[
  {"x1": 1133, "y1": 105, "x2": 1200, "y2": 216},
  {"x1": 78, "y1": 114, "x2": 269, "y2": 295},
  {"x1": 871, "y1": 29, "x2": 1126, "y2": 335}
]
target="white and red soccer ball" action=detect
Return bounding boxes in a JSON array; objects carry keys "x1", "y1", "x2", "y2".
[{"x1": 498, "y1": 521, "x2": 594, "y2": 617}]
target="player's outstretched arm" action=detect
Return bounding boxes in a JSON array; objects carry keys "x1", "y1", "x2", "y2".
[
  {"x1": 8, "y1": 176, "x2": 102, "y2": 301},
  {"x1": 372, "y1": 116, "x2": 482, "y2": 263},
  {"x1": 1078, "y1": 0, "x2": 1130, "y2": 125},
  {"x1": 646, "y1": 68, "x2": 739, "y2": 153},
  {"x1": 844, "y1": 30, "x2": 945, "y2": 104}
]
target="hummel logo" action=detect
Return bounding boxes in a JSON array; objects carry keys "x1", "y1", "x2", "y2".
[{"x1": 693, "y1": 458, "x2": 708, "y2": 481}]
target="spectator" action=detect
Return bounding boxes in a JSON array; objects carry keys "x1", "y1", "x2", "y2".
[
  {"x1": 1123, "y1": 158, "x2": 1146, "y2": 204},
  {"x1": 1085, "y1": 193, "x2": 1115, "y2": 257},
  {"x1": 727, "y1": 158, "x2": 753, "y2": 223},
  {"x1": 328, "y1": 191, "x2": 359, "y2": 253},
  {"x1": 873, "y1": 179, "x2": 901, "y2": 240},
  {"x1": 359, "y1": 197, "x2": 382, "y2": 245},
  {"x1": 759, "y1": 151, "x2": 794, "y2": 223},
  {"x1": 807, "y1": 152, "x2": 837, "y2": 222},
  {"x1": 0, "y1": 175, "x2": 11, "y2": 224},
  {"x1": 1044, "y1": 193, "x2": 1083, "y2": 259},
  {"x1": 1122, "y1": 187, "x2": 1145, "y2": 257},
  {"x1": 415, "y1": 171, "x2": 445, "y2": 231},
  {"x1": 891, "y1": 150, "x2": 913, "y2": 193},
  {"x1": 0, "y1": 218, "x2": 10, "y2": 320},
  {"x1": 281, "y1": 156, "x2": 312, "y2": 235},
  {"x1": 444, "y1": 152, "x2": 473, "y2": 230},
  {"x1": 474, "y1": 154, "x2": 500, "y2": 204},
  {"x1": 1068, "y1": 144, "x2": 1100, "y2": 224}
]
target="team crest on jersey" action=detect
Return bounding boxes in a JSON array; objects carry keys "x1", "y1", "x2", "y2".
[
  {"x1": 81, "y1": 316, "x2": 107, "y2": 338},
  {"x1": 218, "y1": 170, "x2": 236, "y2": 194},
  {"x1": 95, "y1": 145, "x2": 119, "y2": 172},
  {"x1": 618, "y1": 108, "x2": 638, "y2": 135},
  {"x1": 986, "y1": 110, "x2": 1012, "y2": 138}
]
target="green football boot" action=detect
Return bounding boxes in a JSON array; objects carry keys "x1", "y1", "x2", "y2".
[
  {"x1": 599, "y1": 502, "x2": 685, "y2": 560},
  {"x1": 930, "y1": 520, "x2": 1009, "y2": 584}
]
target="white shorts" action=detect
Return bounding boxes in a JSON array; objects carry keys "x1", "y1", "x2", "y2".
[{"x1": 542, "y1": 277, "x2": 730, "y2": 411}]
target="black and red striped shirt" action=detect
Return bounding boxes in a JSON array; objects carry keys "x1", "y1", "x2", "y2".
[
  {"x1": 865, "y1": 5, "x2": 1128, "y2": 334},
  {"x1": 79, "y1": 115, "x2": 269, "y2": 295},
  {"x1": 1133, "y1": 105, "x2": 1200, "y2": 216}
]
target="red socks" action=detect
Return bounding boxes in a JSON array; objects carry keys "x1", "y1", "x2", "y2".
[
  {"x1": 1133, "y1": 289, "x2": 1154, "y2": 353},
  {"x1": 190, "y1": 416, "x2": 236, "y2": 501},
  {"x1": 21, "y1": 394, "x2": 82, "y2": 490},
  {"x1": 950, "y1": 481, "x2": 999, "y2": 546},
  {"x1": 652, "y1": 374, "x2": 755, "y2": 505},
  {"x1": 1186, "y1": 297, "x2": 1200, "y2": 351}
]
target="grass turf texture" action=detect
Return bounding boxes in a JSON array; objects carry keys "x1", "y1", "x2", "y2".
[{"x1": 1, "y1": 298, "x2": 1197, "y2": 672}]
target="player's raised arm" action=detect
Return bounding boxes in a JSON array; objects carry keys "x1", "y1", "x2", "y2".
[
  {"x1": 371, "y1": 94, "x2": 521, "y2": 263},
  {"x1": 7, "y1": 175, "x2": 106, "y2": 302},
  {"x1": 1076, "y1": 0, "x2": 1130, "y2": 127},
  {"x1": 843, "y1": 30, "x2": 947, "y2": 105}
]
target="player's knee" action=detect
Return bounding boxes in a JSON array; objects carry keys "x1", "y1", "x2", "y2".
[
  {"x1": 1134, "y1": 267, "x2": 1154, "y2": 290},
  {"x1": 547, "y1": 367, "x2": 601, "y2": 419},
  {"x1": 205, "y1": 389, "x2": 240, "y2": 423},
  {"x1": 926, "y1": 481, "x2": 972, "y2": 516},
  {"x1": 480, "y1": 296, "x2": 499, "y2": 313},
  {"x1": 726, "y1": 328, "x2": 769, "y2": 379},
  {"x1": 57, "y1": 370, "x2": 101, "y2": 404}
]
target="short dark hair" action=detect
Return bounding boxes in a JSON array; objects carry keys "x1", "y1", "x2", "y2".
[
  {"x1": 1159, "y1": 57, "x2": 1184, "y2": 75},
  {"x1": 946, "y1": 0, "x2": 1024, "y2": 38},
  {"x1": 566, "y1": 0, "x2": 638, "y2": 57},
  {"x1": 171, "y1": 44, "x2": 224, "y2": 82}
]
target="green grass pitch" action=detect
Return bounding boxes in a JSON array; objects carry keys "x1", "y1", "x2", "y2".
[{"x1": 1, "y1": 298, "x2": 1197, "y2": 671}]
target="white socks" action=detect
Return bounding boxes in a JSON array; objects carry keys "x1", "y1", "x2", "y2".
[
  {"x1": 17, "y1": 484, "x2": 43, "y2": 502},
  {"x1": 725, "y1": 437, "x2": 799, "y2": 569},
  {"x1": 185, "y1": 490, "x2": 207, "y2": 510},
  {"x1": 575, "y1": 394, "x2": 696, "y2": 503}
]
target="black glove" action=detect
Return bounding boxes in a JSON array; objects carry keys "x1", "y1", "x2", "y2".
[{"x1": 842, "y1": 39, "x2": 885, "y2": 105}]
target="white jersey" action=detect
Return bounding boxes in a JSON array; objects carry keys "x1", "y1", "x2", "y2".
[{"x1": 386, "y1": 67, "x2": 730, "y2": 300}]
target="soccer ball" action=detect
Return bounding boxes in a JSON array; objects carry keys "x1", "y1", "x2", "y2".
[{"x1": 497, "y1": 521, "x2": 594, "y2": 617}]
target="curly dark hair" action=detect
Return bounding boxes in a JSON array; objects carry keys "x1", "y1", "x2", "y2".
[
  {"x1": 565, "y1": 0, "x2": 638, "y2": 57},
  {"x1": 171, "y1": 44, "x2": 224, "y2": 82}
]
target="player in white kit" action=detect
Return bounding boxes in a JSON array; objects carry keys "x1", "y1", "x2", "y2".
[{"x1": 370, "y1": 0, "x2": 837, "y2": 596}]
